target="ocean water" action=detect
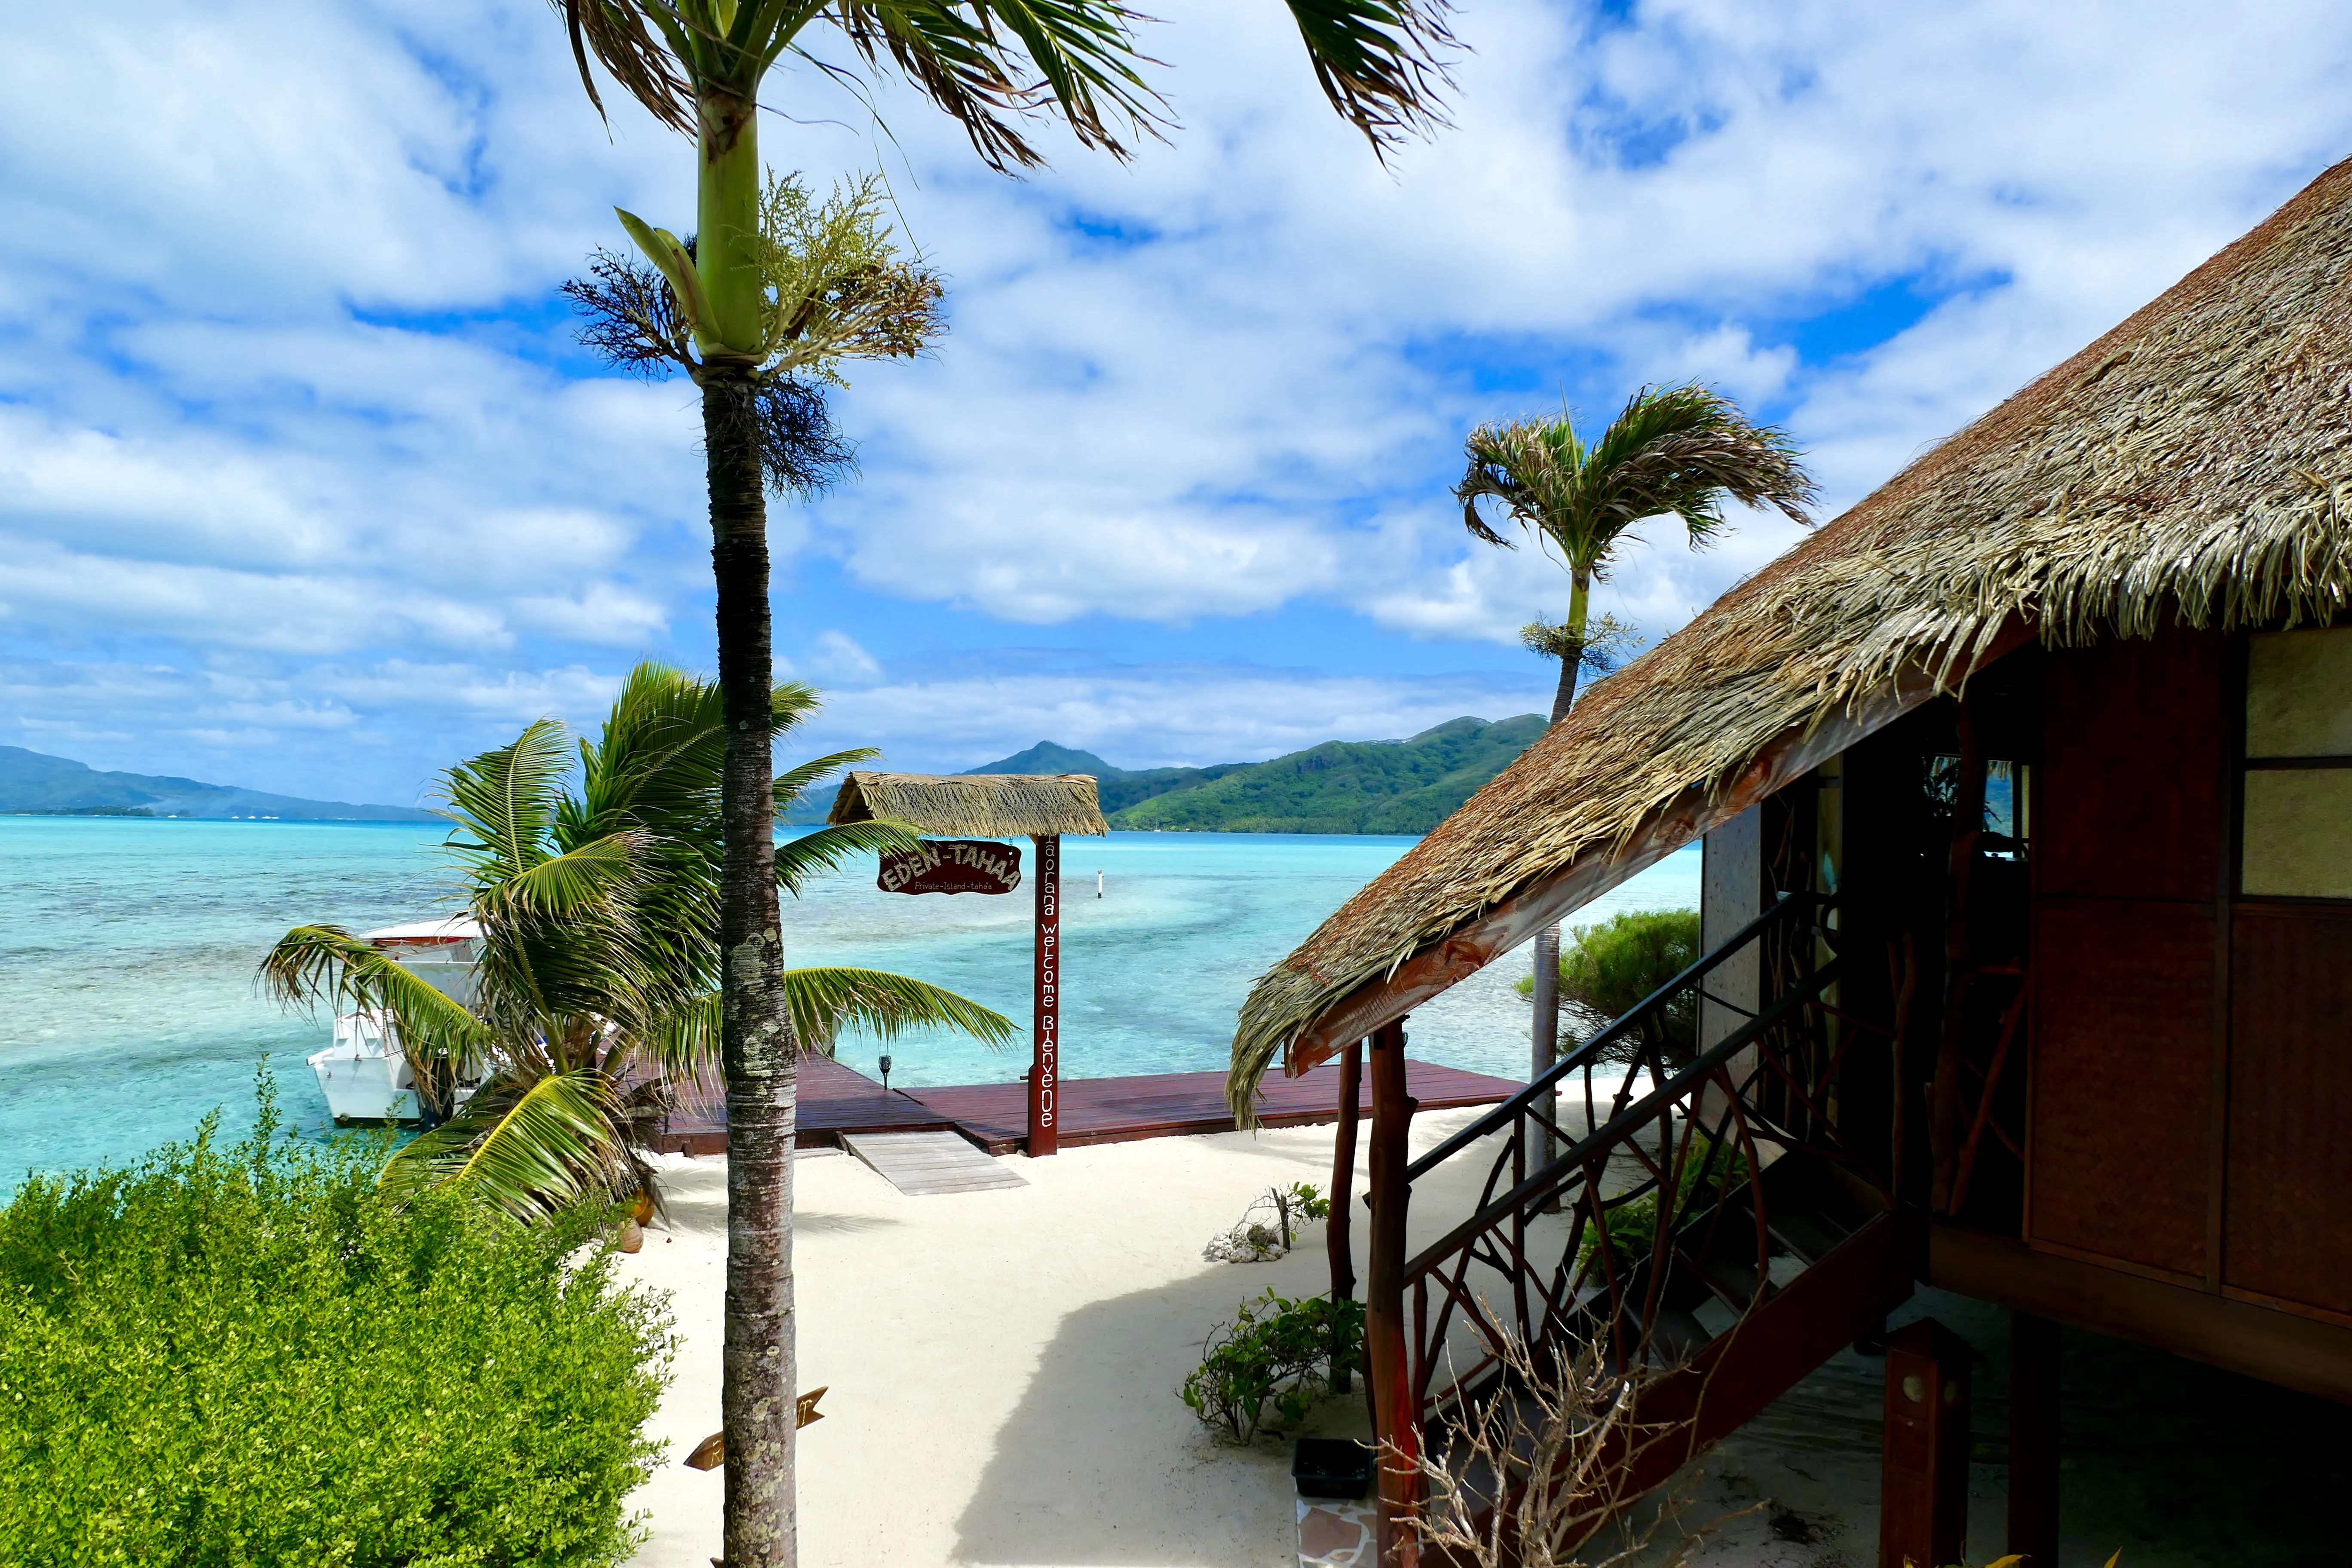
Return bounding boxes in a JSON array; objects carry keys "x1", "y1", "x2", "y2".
[{"x1": 0, "y1": 818, "x2": 1699, "y2": 1184}]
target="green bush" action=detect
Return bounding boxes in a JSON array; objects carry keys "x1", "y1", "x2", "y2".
[
  {"x1": 0, "y1": 1078, "x2": 672, "y2": 1567},
  {"x1": 1181, "y1": 1288, "x2": 1365, "y2": 1444},
  {"x1": 1516, "y1": 908, "x2": 1701, "y2": 1064}
]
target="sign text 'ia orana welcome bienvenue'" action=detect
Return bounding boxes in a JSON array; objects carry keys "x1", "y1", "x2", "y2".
[{"x1": 877, "y1": 840, "x2": 1023, "y2": 896}]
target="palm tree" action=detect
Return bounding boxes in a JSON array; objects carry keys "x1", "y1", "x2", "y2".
[
  {"x1": 1457, "y1": 383, "x2": 1817, "y2": 724},
  {"x1": 261, "y1": 662, "x2": 1012, "y2": 1219},
  {"x1": 550, "y1": 5, "x2": 1455, "y2": 1559}
]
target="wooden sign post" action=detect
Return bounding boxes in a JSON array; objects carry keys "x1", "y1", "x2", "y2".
[{"x1": 1029, "y1": 833, "x2": 1060, "y2": 1156}]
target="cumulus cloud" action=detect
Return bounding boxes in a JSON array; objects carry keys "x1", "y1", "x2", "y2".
[{"x1": 3, "y1": 0, "x2": 2350, "y2": 796}]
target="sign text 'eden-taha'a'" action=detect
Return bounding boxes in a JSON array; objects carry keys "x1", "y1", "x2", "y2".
[{"x1": 878, "y1": 839, "x2": 1022, "y2": 896}]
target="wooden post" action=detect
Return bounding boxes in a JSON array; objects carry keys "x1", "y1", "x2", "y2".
[
  {"x1": 1029, "y1": 832, "x2": 1060, "y2": 1157},
  {"x1": 1329, "y1": 1038, "x2": 1363, "y2": 1393},
  {"x1": 1929, "y1": 704, "x2": 1985, "y2": 1213},
  {"x1": 1528, "y1": 924, "x2": 1560, "y2": 1177},
  {"x1": 2007, "y1": 1311, "x2": 2061, "y2": 1565},
  {"x1": 1880, "y1": 1319, "x2": 1971, "y2": 1568},
  {"x1": 1366, "y1": 1020, "x2": 1419, "y2": 1568}
]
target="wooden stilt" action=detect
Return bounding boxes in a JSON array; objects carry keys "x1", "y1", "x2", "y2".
[
  {"x1": 1329, "y1": 1038, "x2": 1363, "y2": 1394},
  {"x1": 1365, "y1": 1020, "x2": 1419, "y2": 1568},
  {"x1": 1880, "y1": 1318, "x2": 1971, "y2": 1568},
  {"x1": 1028, "y1": 833, "x2": 1060, "y2": 1157},
  {"x1": 2007, "y1": 1311, "x2": 2061, "y2": 1565}
]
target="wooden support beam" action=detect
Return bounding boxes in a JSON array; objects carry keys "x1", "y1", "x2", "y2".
[
  {"x1": 1029, "y1": 833, "x2": 1060, "y2": 1157},
  {"x1": 1880, "y1": 1318, "x2": 1972, "y2": 1568},
  {"x1": 1365, "y1": 1020, "x2": 1419, "y2": 1568},
  {"x1": 2007, "y1": 1311, "x2": 2061, "y2": 1566},
  {"x1": 1329, "y1": 1038, "x2": 1363, "y2": 1394}
]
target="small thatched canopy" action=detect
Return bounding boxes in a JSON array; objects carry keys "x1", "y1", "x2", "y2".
[
  {"x1": 828, "y1": 771, "x2": 1109, "y2": 838},
  {"x1": 1229, "y1": 153, "x2": 2352, "y2": 1117}
]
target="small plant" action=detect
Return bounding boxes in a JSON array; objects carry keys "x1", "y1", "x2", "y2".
[
  {"x1": 1203, "y1": 1180, "x2": 1331, "y2": 1263},
  {"x1": 1577, "y1": 1145, "x2": 1751, "y2": 1273},
  {"x1": 1181, "y1": 1289, "x2": 1365, "y2": 1443}
]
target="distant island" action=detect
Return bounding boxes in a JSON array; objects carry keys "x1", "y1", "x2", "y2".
[
  {"x1": 788, "y1": 715, "x2": 1547, "y2": 835},
  {"x1": 0, "y1": 745, "x2": 439, "y2": 822}
]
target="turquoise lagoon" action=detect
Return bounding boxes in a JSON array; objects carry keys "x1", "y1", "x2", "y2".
[{"x1": 0, "y1": 817, "x2": 1698, "y2": 1183}]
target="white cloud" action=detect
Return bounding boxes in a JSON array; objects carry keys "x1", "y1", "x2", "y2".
[
  {"x1": 4, "y1": 0, "x2": 2352, "y2": 796},
  {"x1": 808, "y1": 630, "x2": 883, "y2": 684}
]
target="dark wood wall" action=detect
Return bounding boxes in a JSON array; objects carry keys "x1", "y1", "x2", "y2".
[
  {"x1": 2029, "y1": 628, "x2": 2229, "y2": 1287},
  {"x1": 2030, "y1": 627, "x2": 2352, "y2": 1327}
]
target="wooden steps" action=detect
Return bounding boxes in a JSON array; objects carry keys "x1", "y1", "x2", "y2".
[{"x1": 841, "y1": 1130, "x2": 1028, "y2": 1196}]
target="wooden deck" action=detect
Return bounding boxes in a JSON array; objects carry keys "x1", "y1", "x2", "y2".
[
  {"x1": 907, "y1": 1059, "x2": 1520, "y2": 1154},
  {"x1": 649, "y1": 1054, "x2": 1521, "y2": 1158}
]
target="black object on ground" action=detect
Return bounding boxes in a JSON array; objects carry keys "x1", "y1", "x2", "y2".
[{"x1": 1292, "y1": 1437, "x2": 1373, "y2": 1500}]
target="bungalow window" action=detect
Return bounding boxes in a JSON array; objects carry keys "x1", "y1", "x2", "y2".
[{"x1": 2241, "y1": 627, "x2": 2352, "y2": 900}]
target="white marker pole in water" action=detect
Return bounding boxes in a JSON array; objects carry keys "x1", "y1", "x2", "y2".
[{"x1": 1096, "y1": 871, "x2": 1104, "y2": 898}]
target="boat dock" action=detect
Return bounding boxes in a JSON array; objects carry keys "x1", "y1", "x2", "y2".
[{"x1": 649, "y1": 1053, "x2": 1519, "y2": 1158}]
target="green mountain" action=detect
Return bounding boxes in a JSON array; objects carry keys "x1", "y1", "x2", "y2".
[
  {"x1": 0, "y1": 746, "x2": 438, "y2": 821},
  {"x1": 928, "y1": 714, "x2": 1544, "y2": 835}
]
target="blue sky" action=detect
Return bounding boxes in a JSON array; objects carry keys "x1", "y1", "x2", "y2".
[{"x1": 4, "y1": 0, "x2": 2352, "y2": 806}]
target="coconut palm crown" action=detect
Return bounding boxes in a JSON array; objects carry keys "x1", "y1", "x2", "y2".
[
  {"x1": 260, "y1": 663, "x2": 1012, "y2": 1219},
  {"x1": 1458, "y1": 383, "x2": 1818, "y2": 724}
]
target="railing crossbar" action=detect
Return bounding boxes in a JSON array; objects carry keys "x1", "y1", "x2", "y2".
[
  {"x1": 1403, "y1": 954, "x2": 1845, "y2": 1280},
  {"x1": 1407, "y1": 892, "x2": 1831, "y2": 1180}
]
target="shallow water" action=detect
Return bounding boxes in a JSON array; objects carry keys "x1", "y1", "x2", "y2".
[{"x1": 0, "y1": 818, "x2": 1697, "y2": 1184}]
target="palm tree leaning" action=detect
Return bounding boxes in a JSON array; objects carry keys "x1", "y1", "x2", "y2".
[
  {"x1": 552, "y1": 3, "x2": 1456, "y2": 1561},
  {"x1": 262, "y1": 662, "x2": 1012, "y2": 1217},
  {"x1": 1456, "y1": 382, "x2": 1817, "y2": 725}
]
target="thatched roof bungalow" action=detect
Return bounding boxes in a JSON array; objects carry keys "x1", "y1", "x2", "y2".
[
  {"x1": 1249, "y1": 156, "x2": 2352, "y2": 1563},
  {"x1": 1231, "y1": 154, "x2": 2352, "y2": 1103}
]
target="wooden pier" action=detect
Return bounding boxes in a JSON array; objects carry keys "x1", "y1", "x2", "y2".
[{"x1": 648, "y1": 1053, "x2": 1518, "y2": 1158}]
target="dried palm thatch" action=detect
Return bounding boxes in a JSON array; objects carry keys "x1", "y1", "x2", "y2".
[
  {"x1": 828, "y1": 771, "x2": 1109, "y2": 838},
  {"x1": 1229, "y1": 153, "x2": 2352, "y2": 1117}
]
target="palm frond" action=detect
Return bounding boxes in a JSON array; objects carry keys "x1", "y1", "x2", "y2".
[
  {"x1": 829, "y1": 0, "x2": 1166, "y2": 172},
  {"x1": 784, "y1": 965, "x2": 1017, "y2": 1055},
  {"x1": 379, "y1": 1066, "x2": 631, "y2": 1220},
  {"x1": 642, "y1": 991, "x2": 723, "y2": 1078},
  {"x1": 1279, "y1": 0, "x2": 1457, "y2": 153},
  {"x1": 774, "y1": 818, "x2": 924, "y2": 895},
  {"x1": 559, "y1": 0, "x2": 698, "y2": 134},
  {"x1": 487, "y1": 830, "x2": 651, "y2": 919},
  {"x1": 438, "y1": 718, "x2": 576, "y2": 886},
  {"x1": 257, "y1": 925, "x2": 491, "y2": 1069},
  {"x1": 775, "y1": 746, "x2": 881, "y2": 812}
]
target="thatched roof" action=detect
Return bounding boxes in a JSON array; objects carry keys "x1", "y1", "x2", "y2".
[
  {"x1": 828, "y1": 771, "x2": 1109, "y2": 837},
  {"x1": 1229, "y1": 153, "x2": 2352, "y2": 1116}
]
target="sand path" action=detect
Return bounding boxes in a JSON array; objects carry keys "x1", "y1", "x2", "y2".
[{"x1": 616, "y1": 1114, "x2": 1492, "y2": 1568}]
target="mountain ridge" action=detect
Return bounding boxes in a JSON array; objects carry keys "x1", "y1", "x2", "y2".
[
  {"x1": 854, "y1": 714, "x2": 1537, "y2": 835},
  {"x1": 0, "y1": 745, "x2": 438, "y2": 821}
]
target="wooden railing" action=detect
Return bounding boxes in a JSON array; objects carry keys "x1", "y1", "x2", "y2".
[{"x1": 1360, "y1": 892, "x2": 1898, "y2": 1552}]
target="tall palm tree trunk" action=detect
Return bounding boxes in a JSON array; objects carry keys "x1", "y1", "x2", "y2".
[
  {"x1": 692, "y1": 77, "x2": 800, "y2": 1568},
  {"x1": 704, "y1": 358, "x2": 800, "y2": 1566},
  {"x1": 1549, "y1": 567, "x2": 1592, "y2": 724}
]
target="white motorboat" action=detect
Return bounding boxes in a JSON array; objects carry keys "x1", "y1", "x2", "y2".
[{"x1": 307, "y1": 917, "x2": 482, "y2": 1124}]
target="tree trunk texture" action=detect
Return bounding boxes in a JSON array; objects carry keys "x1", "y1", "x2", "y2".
[{"x1": 705, "y1": 361, "x2": 800, "y2": 1568}]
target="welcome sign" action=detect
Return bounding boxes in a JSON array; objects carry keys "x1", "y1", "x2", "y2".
[{"x1": 877, "y1": 839, "x2": 1023, "y2": 896}]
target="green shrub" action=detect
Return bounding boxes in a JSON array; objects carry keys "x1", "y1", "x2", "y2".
[
  {"x1": 1181, "y1": 1288, "x2": 1365, "y2": 1444},
  {"x1": 1516, "y1": 908, "x2": 1701, "y2": 1064},
  {"x1": 0, "y1": 1077, "x2": 672, "y2": 1567}
]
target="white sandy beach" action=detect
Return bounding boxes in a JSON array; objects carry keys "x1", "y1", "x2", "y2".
[
  {"x1": 617, "y1": 1116, "x2": 1455, "y2": 1568},
  {"x1": 615, "y1": 1109, "x2": 2271, "y2": 1568}
]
